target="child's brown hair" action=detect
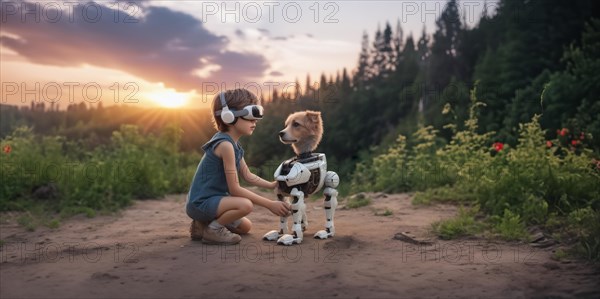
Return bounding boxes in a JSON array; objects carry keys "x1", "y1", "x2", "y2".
[{"x1": 211, "y1": 88, "x2": 260, "y2": 132}]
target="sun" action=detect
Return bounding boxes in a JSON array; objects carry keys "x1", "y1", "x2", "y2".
[{"x1": 147, "y1": 90, "x2": 190, "y2": 108}]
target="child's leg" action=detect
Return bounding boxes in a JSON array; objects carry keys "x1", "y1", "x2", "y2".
[
  {"x1": 201, "y1": 196, "x2": 251, "y2": 245},
  {"x1": 227, "y1": 217, "x2": 252, "y2": 235},
  {"x1": 215, "y1": 196, "x2": 253, "y2": 227}
]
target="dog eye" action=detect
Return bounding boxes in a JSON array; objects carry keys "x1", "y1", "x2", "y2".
[{"x1": 292, "y1": 122, "x2": 300, "y2": 128}]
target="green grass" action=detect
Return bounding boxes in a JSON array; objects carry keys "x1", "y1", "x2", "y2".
[
  {"x1": 412, "y1": 186, "x2": 476, "y2": 205},
  {"x1": 552, "y1": 248, "x2": 568, "y2": 261},
  {"x1": 16, "y1": 214, "x2": 37, "y2": 232},
  {"x1": 490, "y1": 209, "x2": 529, "y2": 241},
  {"x1": 346, "y1": 193, "x2": 372, "y2": 209},
  {"x1": 432, "y1": 205, "x2": 484, "y2": 240},
  {"x1": 374, "y1": 208, "x2": 393, "y2": 216},
  {"x1": 1, "y1": 124, "x2": 199, "y2": 230}
]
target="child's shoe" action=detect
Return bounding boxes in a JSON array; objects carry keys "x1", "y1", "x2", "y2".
[
  {"x1": 190, "y1": 220, "x2": 206, "y2": 240},
  {"x1": 201, "y1": 226, "x2": 242, "y2": 245}
]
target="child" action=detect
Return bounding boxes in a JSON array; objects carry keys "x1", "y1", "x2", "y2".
[{"x1": 186, "y1": 88, "x2": 291, "y2": 245}]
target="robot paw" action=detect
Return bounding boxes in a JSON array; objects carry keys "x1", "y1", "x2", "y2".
[
  {"x1": 277, "y1": 234, "x2": 302, "y2": 246},
  {"x1": 263, "y1": 230, "x2": 281, "y2": 241},
  {"x1": 314, "y1": 229, "x2": 334, "y2": 239}
]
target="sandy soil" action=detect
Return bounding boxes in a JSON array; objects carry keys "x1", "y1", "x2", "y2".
[{"x1": 1, "y1": 189, "x2": 599, "y2": 298}]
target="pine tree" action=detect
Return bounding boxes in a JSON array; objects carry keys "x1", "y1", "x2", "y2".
[
  {"x1": 353, "y1": 31, "x2": 370, "y2": 89},
  {"x1": 294, "y1": 78, "x2": 301, "y2": 99},
  {"x1": 272, "y1": 88, "x2": 279, "y2": 103},
  {"x1": 417, "y1": 26, "x2": 430, "y2": 63},
  {"x1": 341, "y1": 68, "x2": 351, "y2": 94},
  {"x1": 392, "y1": 20, "x2": 404, "y2": 67},
  {"x1": 429, "y1": 0, "x2": 462, "y2": 89},
  {"x1": 305, "y1": 74, "x2": 312, "y2": 99},
  {"x1": 371, "y1": 25, "x2": 384, "y2": 80}
]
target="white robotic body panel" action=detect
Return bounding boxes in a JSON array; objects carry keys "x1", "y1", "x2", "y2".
[
  {"x1": 275, "y1": 153, "x2": 330, "y2": 192},
  {"x1": 316, "y1": 159, "x2": 327, "y2": 192},
  {"x1": 298, "y1": 154, "x2": 327, "y2": 193},
  {"x1": 325, "y1": 171, "x2": 339, "y2": 188},
  {"x1": 317, "y1": 154, "x2": 327, "y2": 192},
  {"x1": 274, "y1": 162, "x2": 284, "y2": 179},
  {"x1": 284, "y1": 162, "x2": 311, "y2": 186}
]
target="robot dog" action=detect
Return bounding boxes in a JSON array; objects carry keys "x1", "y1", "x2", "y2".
[{"x1": 263, "y1": 111, "x2": 340, "y2": 245}]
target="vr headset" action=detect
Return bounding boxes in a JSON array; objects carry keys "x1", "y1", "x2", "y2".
[{"x1": 215, "y1": 91, "x2": 264, "y2": 124}]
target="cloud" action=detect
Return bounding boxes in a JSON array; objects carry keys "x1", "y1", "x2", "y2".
[
  {"x1": 234, "y1": 29, "x2": 245, "y2": 38},
  {"x1": 0, "y1": 1, "x2": 269, "y2": 91},
  {"x1": 269, "y1": 71, "x2": 284, "y2": 77}
]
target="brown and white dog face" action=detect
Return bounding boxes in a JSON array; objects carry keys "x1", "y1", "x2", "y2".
[{"x1": 279, "y1": 111, "x2": 323, "y2": 155}]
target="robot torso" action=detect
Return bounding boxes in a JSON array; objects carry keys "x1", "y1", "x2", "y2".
[{"x1": 274, "y1": 153, "x2": 327, "y2": 196}]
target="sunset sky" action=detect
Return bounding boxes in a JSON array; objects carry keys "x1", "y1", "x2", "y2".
[{"x1": 1, "y1": 0, "x2": 495, "y2": 109}]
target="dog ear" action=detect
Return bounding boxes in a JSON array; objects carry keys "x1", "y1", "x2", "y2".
[{"x1": 306, "y1": 111, "x2": 322, "y2": 124}]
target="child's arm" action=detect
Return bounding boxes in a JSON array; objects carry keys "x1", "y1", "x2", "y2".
[
  {"x1": 215, "y1": 142, "x2": 290, "y2": 217},
  {"x1": 239, "y1": 158, "x2": 277, "y2": 189}
]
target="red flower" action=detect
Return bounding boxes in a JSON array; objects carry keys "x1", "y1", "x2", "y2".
[
  {"x1": 493, "y1": 142, "x2": 504, "y2": 152},
  {"x1": 546, "y1": 141, "x2": 553, "y2": 148},
  {"x1": 559, "y1": 128, "x2": 568, "y2": 137},
  {"x1": 571, "y1": 140, "x2": 579, "y2": 146},
  {"x1": 3, "y1": 145, "x2": 11, "y2": 154}
]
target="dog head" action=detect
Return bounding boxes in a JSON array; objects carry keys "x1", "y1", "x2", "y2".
[{"x1": 279, "y1": 110, "x2": 323, "y2": 156}]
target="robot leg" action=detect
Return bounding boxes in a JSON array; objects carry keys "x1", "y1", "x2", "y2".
[
  {"x1": 315, "y1": 171, "x2": 339, "y2": 240},
  {"x1": 263, "y1": 193, "x2": 289, "y2": 241},
  {"x1": 277, "y1": 188, "x2": 305, "y2": 245}
]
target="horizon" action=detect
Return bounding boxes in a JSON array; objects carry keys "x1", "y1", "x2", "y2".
[{"x1": 1, "y1": 0, "x2": 496, "y2": 109}]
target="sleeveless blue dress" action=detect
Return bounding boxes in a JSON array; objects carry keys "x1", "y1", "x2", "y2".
[{"x1": 185, "y1": 132, "x2": 244, "y2": 222}]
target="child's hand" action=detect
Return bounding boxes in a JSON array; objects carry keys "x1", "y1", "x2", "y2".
[
  {"x1": 270, "y1": 181, "x2": 278, "y2": 190},
  {"x1": 269, "y1": 201, "x2": 291, "y2": 217}
]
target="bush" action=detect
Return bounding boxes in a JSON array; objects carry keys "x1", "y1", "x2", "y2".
[
  {"x1": 352, "y1": 87, "x2": 600, "y2": 259},
  {"x1": 490, "y1": 209, "x2": 529, "y2": 241},
  {"x1": 0, "y1": 124, "x2": 198, "y2": 218},
  {"x1": 567, "y1": 207, "x2": 600, "y2": 261},
  {"x1": 432, "y1": 205, "x2": 484, "y2": 240}
]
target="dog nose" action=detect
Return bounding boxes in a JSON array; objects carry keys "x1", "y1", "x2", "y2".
[{"x1": 279, "y1": 131, "x2": 285, "y2": 137}]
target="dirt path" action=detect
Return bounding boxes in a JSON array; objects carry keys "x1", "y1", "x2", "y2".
[{"x1": 1, "y1": 190, "x2": 599, "y2": 298}]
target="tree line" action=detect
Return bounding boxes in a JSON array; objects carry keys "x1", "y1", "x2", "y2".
[{"x1": 2, "y1": 0, "x2": 599, "y2": 181}]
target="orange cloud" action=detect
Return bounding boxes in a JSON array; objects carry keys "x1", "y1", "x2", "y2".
[{"x1": 1, "y1": 1, "x2": 270, "y2": 92}]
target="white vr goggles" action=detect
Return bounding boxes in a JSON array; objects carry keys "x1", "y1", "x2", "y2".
[{"x1": 215, "y1": 92, "x2": 264, "y2": 124}]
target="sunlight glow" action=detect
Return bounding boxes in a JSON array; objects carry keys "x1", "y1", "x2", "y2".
[{"x1": 147, "y1": 89, "x2": 190, "y2": 108}]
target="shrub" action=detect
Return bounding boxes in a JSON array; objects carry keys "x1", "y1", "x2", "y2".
[
  {"x1": 351, "y1": 86, "x2": 600, "y2": 259},
  {"x1": 0, "y1": 124, "x2": 198, "y2": 219},
  {"x1": 432, "y1": 205, "x2": 483, "y2": 240}
]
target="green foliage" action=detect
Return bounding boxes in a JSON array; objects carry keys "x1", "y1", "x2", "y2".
[
  {"x1": 490, "y1": 209, "x2": 529, "y2": 241},
  {"x1": 567, "y1": 207, "x2": 600, "y2": 261},
  {"x1": 351, "y1": 135, "x2": 409, "y2": 193},
  {"x1": 432, "y1": 205, "x2": 484, "y2": 240},
  {"x1": 552, "y1": 248, "x2": 568, "y2": 261},
  {"x1": 374, "y1": 208, "x2": 393, "y2": 216},
  {"x1": 0, "y1": 124, "x2": 199, "y2": 222},
  {"x1": 354, "y1": 88, "x2": 600, "y2": 259},
  {"x1": 346, "y1": 193, "x2": 372, "y2": 209},
  {"x1": 413, "y1": 186, "x2": 476, "y2": 205}
]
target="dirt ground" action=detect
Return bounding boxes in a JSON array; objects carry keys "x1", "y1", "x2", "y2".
[{"x1": 1, "y1": 189, "x2": 599, "y2": 298}]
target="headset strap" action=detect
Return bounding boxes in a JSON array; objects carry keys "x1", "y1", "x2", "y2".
[{"x1": 220, "y1": 92, "x2": 227, "y2": 110}]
